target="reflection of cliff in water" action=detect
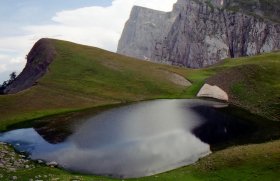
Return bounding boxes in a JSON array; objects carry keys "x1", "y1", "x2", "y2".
[
  {"x1": 33, "y1": 115, "x2": 80, "y2": 144},
  {"x1": 32, "y1": 107, "x2": 108, "y2": 144},
  {"x1": 33, "y1": 114, "x2": 95, "y2": 144},
  {"x1": 192, "y1": 105, "x2": 280, "y2": 150},
  {"x1": 34, "y1": 124, "x2": 72, "y2": 144},
  {"x1": 32, "y1": 101, "x2": 280, "y2": 150},
  {"x1": 191, "y1": 105, "x2": 254, "y2": 148},
  {"x1": 1, "y1": 99, "x2": 280, "y2": 178}
]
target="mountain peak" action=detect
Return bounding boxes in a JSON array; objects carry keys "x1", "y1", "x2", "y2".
[{"x1": 117, "y1": 0, "x2": 280, "y2": 68}]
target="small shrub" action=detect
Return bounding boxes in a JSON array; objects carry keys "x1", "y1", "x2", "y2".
[{"x1": 0, "y1": 72, "x2": 17, "y2": 94}]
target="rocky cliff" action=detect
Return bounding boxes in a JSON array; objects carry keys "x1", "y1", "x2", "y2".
[
  {"x1": 117, "y1": 6, "x2": 179, "y2": 61},
  {"x1": 117, "y1": 0, "x2": 280, "y2": 68},
  {"x1": 3, "y1": 39, "x2": 56, "y2": 94}
]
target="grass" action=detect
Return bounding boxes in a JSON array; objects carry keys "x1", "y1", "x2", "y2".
[
  {"x1": 0, "y1": 39, "x2": 194, "y2": 130},
  {"x1": 0, "y1": 39, "x2": 216, "y2": 130},
  {"x1": 1, "y1": 140, "x2": 279, "y2": 181},
  {"x1": 226, "y1": 55, "x2": 280, "y2": 121},
  {"x1": 1, "y1": 40, "x2": 279, "y2": 130},
  {"x1": 0, "y1": 39, "x2": 279, "y2": 180},
  {"x1": 189, "y1": 140, "x2": 280, "y2": 181}
]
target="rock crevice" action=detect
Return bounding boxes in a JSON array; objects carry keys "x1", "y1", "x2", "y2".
[{"x1": 117, "y1": 0, "x2": 280, "y2": 68}]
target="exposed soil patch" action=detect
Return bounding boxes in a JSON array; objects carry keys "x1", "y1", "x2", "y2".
[
  {"x1": 206, "y1": 64, "x2": 262, "y2": 104},
  {"x1": 4, "y1": 39, "x2": 56, "y2": 94},
  {"x1": 205, "y1": 64, "x2": 280, "y2": 121},
  {"x1": 162, "y1": 70, "x2": 192, "y2": 87}
]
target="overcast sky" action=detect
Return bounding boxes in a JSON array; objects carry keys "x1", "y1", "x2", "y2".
[{"x1": 0, "y1": 0, "x2": 177, "y2": 83}]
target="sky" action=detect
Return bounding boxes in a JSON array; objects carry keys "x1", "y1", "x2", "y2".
[{"x1": 0, "y1": 0, "x2": 177, "y2": 83}]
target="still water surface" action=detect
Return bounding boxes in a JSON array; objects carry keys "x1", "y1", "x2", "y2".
[{"x1": 0, "y1": 99, "x2": 252, "y2": 178}]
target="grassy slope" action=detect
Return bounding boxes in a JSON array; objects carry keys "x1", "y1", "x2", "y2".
[
  {"x1": 0, "y1": 39, "x2": 193, "y2": 130},
  {"x1": 207, "y1": 52, "x2": 280, "y2": 121},
  {"x1": 0, "y1": 39, "x2": 279, "y2": 180},
  {"x1": 1, "y1": 40, "x2": 279, "y2": 130}
]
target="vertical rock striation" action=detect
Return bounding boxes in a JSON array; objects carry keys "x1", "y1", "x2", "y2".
[
  {"x1": 117, "y1": 6, "x2": 179, "y2": 61},
  {"x1": 117, "y1": 0, "x2": 280, "y2": 68}
]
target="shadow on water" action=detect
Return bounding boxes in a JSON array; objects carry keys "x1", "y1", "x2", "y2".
[
  {"x1": 191, "y1": 105, "x2": 253, "y2": 146},
  {"x1": 1, "y1": 99, "x2": 280, "y2": 178},
  {"x1": 5, "y1": 100, "x2": 280, "y2": 149},
  {"x1": 17, "y1": 103, "x2": 279, "y2": 150},
  {"x1": 5, "y1": 104, "x2": 124, "y2": 144},
  {"x1": 192, "y1": 104, "x2": 280, "y2": 151}
]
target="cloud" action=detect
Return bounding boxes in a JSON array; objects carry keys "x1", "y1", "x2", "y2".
[
  {"x1": 25, "y1": 0, "x2": 177, "y2": 51},
  {"x1": 0, "y1": 64, "x2": 7, "y2": 72},
  {"x1": 0, "y1": 35, "x2": 37, "y2": 82},
  {"x1": 0, "y1": 53, "x2": 26, "y2": 82},
  {"x1": 0, "y1": 0, "x2": 177, "y2": 82}
]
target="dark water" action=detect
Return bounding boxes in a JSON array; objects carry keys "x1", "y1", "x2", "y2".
[{"x1": 0, "y1": 99, "x2": 263, "y2": 178}]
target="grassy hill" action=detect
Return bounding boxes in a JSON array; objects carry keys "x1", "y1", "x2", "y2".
[
  {"x1": 0, "y1": 39, "x2": 279, "y2": 129},
  {"x1": 0, "y1": 39, "x2": 194, "y2": 130},
  {"x1": 0, "y1": 39, "x2": 279, "y2": 180}
]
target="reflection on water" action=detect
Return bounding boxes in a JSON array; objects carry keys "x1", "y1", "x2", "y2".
[
  {"x1": 0, "y1": 99, "x2": 252, "y2": 178},
  {"x1": 191, "y1": 105, "x2": 253, "y2": 146}
]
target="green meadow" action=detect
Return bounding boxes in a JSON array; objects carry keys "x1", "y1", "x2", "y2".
[{"x1": 0, "y1": 39, "x2": 279, "y2": 180}]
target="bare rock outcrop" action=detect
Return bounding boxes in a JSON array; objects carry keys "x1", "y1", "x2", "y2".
[
  {"x1": 161, "y1": 71, "x2": 192, "y2": 87},
  {"x1": 117, "y1": 6, "x2": 179, "y2": 61},
  {"x1": 197, "y1": 84, "x2": 229, "y2": 101},
  {"x1": 3, "y1": 39, "x2": 56, "y2": 94},
  {"x1": 117, "y1": 0, "x2": 280, "y2": 68}
]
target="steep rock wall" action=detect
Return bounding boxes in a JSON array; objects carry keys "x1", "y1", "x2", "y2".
[
  {"x1": 117, "y1": 6, "x2": 179, "y2": 61},
  {"x1": 117, "y1": 0, "x2": 280, "y2": 68}
]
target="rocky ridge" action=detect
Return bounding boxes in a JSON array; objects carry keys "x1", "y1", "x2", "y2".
[
  {"x1": 117, "y1": 0, "x2": 280, "y2": 68},
  {"x1": 3, "y1": 39, "x2": 56, "y2": 94}
]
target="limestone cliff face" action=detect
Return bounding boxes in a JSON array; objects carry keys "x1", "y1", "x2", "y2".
[
  {"x1": 117, "y1": 0, "x2": 280, "y2": 68},
  {"x1": 117, "y1": 6, "x2": 179, "y2": 61}
]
